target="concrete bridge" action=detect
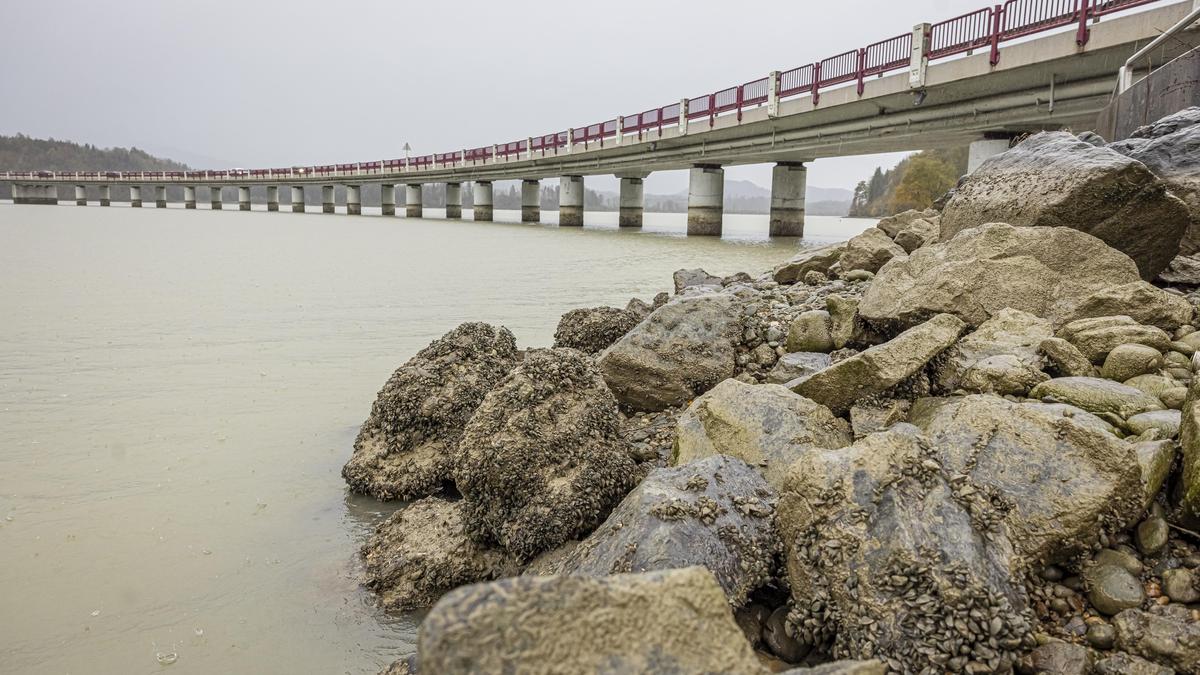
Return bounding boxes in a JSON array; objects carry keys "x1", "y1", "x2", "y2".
[{"x1": 5, "y1": 0, "x2": 1198, "y2": 236}]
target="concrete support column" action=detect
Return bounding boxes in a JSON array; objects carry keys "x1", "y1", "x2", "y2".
[
  {"x1": 321, "y1": 185, "x2": 334, "y2": 214},
  {"x1": 769, "y1": 162, "x2": 807, "y2": 237},
  {"x1": 687, "y1": 165, "x2": 724, "y2": 236},
  {"x1": 968, "y1": 138, "x2": 1012, "y2": 173},
  {"x1": 445, "y1": 182, "x2": 462, "y2": 219},
  {"x1": 291, "y1": 186, "x2": 305, "y2": 213},
  {"x1": 521, "y1": 179, "x2": 540, "y2": 222},
  {"x1": 405, "y1": 184, "x2": 423, "y2": 218},
  {"x1": 130, "y1": 185, "x2": 143, "y2": 207},
  {"x1": 380, "y1": 184, "x2": 395, "y2": 216},
  {"x1": 210, "y1": 186, "x2": 223, "y2": 209},
  {"x1": 473, "y1": 181, "x2": 493, "y2": 221},
  {"x1": 75, "y1": 185, "x2": 86, "y2": 206},
  {"x1": 99, "y1": 185, "x2": 111, "y2": 207},
  {"x1": 155, "y1": 185, "x2": 167, "y2": 208},
  {"x1": 618, "y1": 177, "x2": 644, "y2": 227},
  {"x1": 346, "y1": 185, "x2": 361, "y2": 215},
  {"x1": 559, "y1": 175, "x2": 584, "y2": 226},
  {"x1": 11, "y1": 184, "x2": 24, "y2": 204},
  {"x1": 238, "y1": 186, "x2": 251, "y2": 211},
  {"x1": 266, "y1": 185, "x2": 279, "y2": 212},
  {"x1": 184, "y1": 185, "x2": 196, "y2": 209}
]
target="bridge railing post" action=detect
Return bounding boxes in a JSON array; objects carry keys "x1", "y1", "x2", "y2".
[
  {"x1": 989, "y1": 4, "x2": 1004, "y2": 66},
  {"x1": 909, "y1": 22, "x2": 931, "y2": 89},
  {"x1": 767, "y1": 71, "x2": 780, "y2": 118},
  {"x1": 1076, "y1": 0, "x2": 1092, "y2": 47},
  {"x1": 678, "y1": 98, "x2": 689, "y2": 135}
]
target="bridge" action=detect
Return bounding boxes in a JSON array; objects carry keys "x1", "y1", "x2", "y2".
[{"x1": 4, "y1": 0, "x2": 1198, "y2": 236}]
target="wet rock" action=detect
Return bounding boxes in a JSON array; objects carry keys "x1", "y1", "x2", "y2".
[
  {"x1": 1095, "y1": 547, "x2": 1143, "y2": 575},
  {"x1": 849, "y1": 398, "x2": 910, "y2": 439},
  {"x1": 1103, "y1": 344, "x2": 1165, "y2": 383},
  {"x1": 1019, "y1": 641, "x2": 1092, "y2": 675},
  {"x1": 774, "y1": 243, "x2": 846, "y2": 284},
  {"x1": 1086, "y1": 622, "x2": 1116, "y2": 650},
  {"x1": 1086, "y1": 561, "x2": 1146, "y2": 615},
  {"x1": 1180, "y1": 375, "x2": 1200, "y2": 524},
  {"x1": 1136, "y1": 515, "x2": 1169, "y2": 557},
  {"x1": 598, "y1": 294, "x2": 740, "y2": 412},
  {"x1": 361, "y1": 497, "x2": 520, "y2": 611},
  {"x1": 456, "y1": 348, "x2": 637, "y2": 559},
  {"x1": 1163, "y1": 568, "x2": 1200, "y2": 603},
  {"x1": 1040, "y1": 337, "x2": 1097, "y2": 377},
  {"x1": 790, "y1": 313, "x2": 966, "y2": 415},
  {"x1": 838, "y1": 228, "x2": 905, "y2": 274},
  {"x1": 859, "y1": 223, "x2": 1188, "y2": 332},
  {"x1": 935, "y1": 308, "x2": 1051, "y2": 395},
  {"x1": 416, "y1": 567, "x2": 764, "y2": 675},
  {"x1": 939, "y1": 131, "x2": 1190, "y2": 280},
  {"x1": 911, "y1": 395, "x2": 1143, "y2": 565},
  {"x1": 673, "y1": 268, "x2": 723, "y2": 294},
  {"x1": 673, "y1": 380, "x2": 850, "y2": 489},
  {"x1": 1093, "y1": 652, "x2": 1175, "y2": 675},
  {"x1": 553, "y1": 306, "x2": 640, "y2": 355},
  {"x1": 766, "y1": 352, "x2": 832, "y2": 385},
  {"x1": 1135, "y1": 440, "x2": 1175, "y2": 508},
  {"x1": 1125, "y1": 410, "x2": 1181, "y2": 438},
  {"x1": 1160, "y1": 253, "x2": 1200, "y2": 286},
  {"x1": 1113, "y1": 608, "x2": 1200, "y2": 674},
  {"x1": 343, "y1": 322, "x2": 518, "y2": 501},
  {"x1": 764, "y1": 605, "x2": 808, "y2": 662},
  {"x1": 787, "y1": 310, "x2": 834, "y2": 353},
  {"x1": 1029, "y1": 377, "x2": 1165, "y2": 419},
  {"x1": 1058, "y1": 316, "x2": 1173, "y2": 363}
]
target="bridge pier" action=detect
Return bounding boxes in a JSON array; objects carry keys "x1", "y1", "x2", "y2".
[
  {"x1": 130, "y1": 185, "x2": 142, "y2": 207},
  {"x1": 155, "y1": 185, "x2": 167, "y2": 208},
  {"x1": 267, "y1": 185, "x2": 279, "y2": 212},
  {"x1": 238, "y1": 186, "x2": 251, "y2": 211},
  {"x1": 687, "y1": 165, "x2": 724, "y2": 236},
  {"x1": 184, "y1": 186, "x2": 196, "y2": 209},
  {"x1": 380, "y1": 184, "x2": 395, "y2": 216},
  {"x1": 211, "y1": 186, "x2": 223, "y2": 210},
  {"x1": 322, "y1": 185, "x2": 335, "y2": 214},
  {"x1": 618, "y1": 176, "x2": 644, "y2": 227},
  {"x1": 291, "y1": 186, "x2": 305, "y2": 213},
  {"x1": 968, "y1": 137, "x2": 1013, "y2": 173},
  {"x1": 346, "y1": 185, "x2": 362, "y2": 215},
  {"x1": 406, "y1": 184, "x2": 423, "y2": 218},
  {"x1": 445, "y1": 182, "x2": 462, "y2": 219},
  {"x1": 521, "y1": 179, "x2": 540, "y2": 222},
  {"x1": 99, "y1": 185, "x2": 110, "y2": 207},
  {"x1": 473, "y1": 181, "x2": 493, "y2": 221},
  {"x1": 559, "y1": 175, "x2": 584, "y2": 226},
  {"x1": 75, "y1": 185, "x2": 86, "y2": 206},
  {"x1": 769, "y1": 162, "x2": 806, "y2": 237}
]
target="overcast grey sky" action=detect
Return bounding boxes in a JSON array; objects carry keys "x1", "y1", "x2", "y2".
[{"x1": 0, "y1": 0, "x2": 990, "y2": 193}]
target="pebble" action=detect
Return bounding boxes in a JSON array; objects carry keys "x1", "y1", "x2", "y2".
[
  {"x1": 1085, "y1": 563, "x2": 1145, "y2": 616},
  {"x1": 1041, "y1": 565, "x2": 1065, "y2": 582},
  {"x1": 1162, "y1": 568, "x2": 1200, "y2": 603},
  {"x1": 1085, "y1": 622, "x2": 1116, "y2": 650},
  {"x1": 1095, "y1": 548, "x2": 1143, "y2": 576},
  {"x1": 1136, "y1": 516, "x2": 1169, "y2": 557}
]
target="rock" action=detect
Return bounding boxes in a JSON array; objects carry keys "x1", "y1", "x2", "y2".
[
  {"x1": 1125, "y1": 409, "x2": 1181, "y2": 438},
  {"x1": 1095, "y1": 547, "x2": 1143, "y2": 576},
  {"x1": 777, "y1": 425, "x2": 1031, "y2": 672},
  {"x1": 781, "y1": 661, "x2": 887, "y2": 675},
  {"x1": 787, "y1": 310, "x2": 834, "y2": 353},
  {"x1": 826, "y1": 294, "x2": 859, "y2": 349},
  {"x1": 553, "y1": 306, "x2": 640, "y2": 355},
  {"x1": 939, "y1": 131, "x2": 1190, "y2": 280},
  {"x1": 1093, "y1": 652, "x2": 1175, "y2": 675},
  {"x1": 1020, "y1": 642, "x2": 1092, "y2": 675},
  {"x1": 849, "y1": 398, "x2": 911, "y2": 439},
  {"x1": 379, "y1": 655, "x2": 418, "y2": 675},
  {"x1": 876, "y1": 208, "x2": 938, "y2": 239},
  {"x1": 1102, "y1": 344, "x2": 1165, "y2": 383},
  {"x1": 598, "y1": 294, "x2": 740, "y2": 412},
  {"x1": 1160, "y1": 253, "x2": 1200, "y2": 286},
  {"x1": 774, "y1": 243, "x2": 846, "y2": 284},
  {"x1": 343, "y1": 322, "x2": 518, "y2": 501},
  {"x1": 1113, "y1": 608, "x2": 1200, "y2": 674},
  {"x1": 1029, "y1": 377, "x2": 1165, "y2": 419},
  {"x1": 911, "y1": 395, "x2": 1144, "y2": 565},
  {"x1": 842, "y1": 269, "x2": 874, "y2": 282},
  {"x1": 790, "y1": 313, "x2": 966, "y2": 415},
  {"x1": 1077, "y1": 130, "x2": 1107, "y2": 146},
  {"x1": 1085, "y1": 561, "x2": 1146, "y2": 615},
  {"x1": 1086, "y1": 622, "x2": 1117, "y2": 650},
  {"x1": 673, "y1": 380, "x2": 850, "y2": 489},
  {"x1": 1165, "y1": 387, "x2": 1189, "y2": 410},
  {"x1": 935, "y1": 308, "x2": 1051, "y2": 394},
  {"x1": 859, "y1": 223, "x2": 1188, "y2": 332},
  {"x1": 1163, "y1": 568, "x2": 1200, "y2": 603},
  {"x1": 1124, "y1": 374, "x2": 1181, "y2": 401},
  {"x1": 361, "y1": 497, "x2": 519, "y2": 611},
  {"x1": 456, "y1": 348, "x2": 638, "y2": 558},
  {"x1": 528, "y1": 455, "x2": 779, "y2": 606},
  {"x1": 766, "y1": 352, "x2": 832, "y2": 385},
  {"x1": 838, "y1": 227, "x2": 905, "y2": 274},
  {"x1": 734, "y1": 602, "x2": 769, "y2": 649},
  {"x1": 673, "y1": 268, "x2": 723, "y2": 294},
  {"x1": 1040, "y1": 337, "x2": 1097, "y2": 377},
  {"x1": 1059, "y1": 316, "x2": 1173, "y2": 363},
  {"x1": 1136, "y1": 515, "x2": 1169, "y2": 557},
  {"x1": 1135, "y1": 440, "x2": 1176, "y2": 508},
  {"x1": 1072, "y1": 286, "x2": 1193, "y2": 332},
  {"x1": 417, "y1": 567, "x2": 764, "y2": 675},
  {"x1": 893, "y1": 219, "x2": 940, "y2": 254},
  {"x1": 1181, "y1": 376, "x2": 1200, "y2": 524},
  {"x1": 764, "y1": 605, "x2": 808, "y2": 662}
]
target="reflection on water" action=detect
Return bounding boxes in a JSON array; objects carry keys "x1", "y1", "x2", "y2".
[{"x1": 0, "y1": 203, "x2": 874, "y2": 674}]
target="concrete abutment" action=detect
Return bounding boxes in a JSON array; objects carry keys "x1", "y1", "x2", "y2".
[{"x1": 687, "y1": 165, "x2": 724, "y2": 236}]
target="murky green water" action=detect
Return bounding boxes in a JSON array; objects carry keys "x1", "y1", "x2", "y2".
[{"x1": 0, "y1": 203, "x2": 875, "y2": 674}]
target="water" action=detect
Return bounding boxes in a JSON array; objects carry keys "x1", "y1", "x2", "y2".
[{"x1": 0, "y1": 202, "x2": 876, "y2": 674}]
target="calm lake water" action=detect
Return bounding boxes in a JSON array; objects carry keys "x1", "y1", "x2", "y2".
[{"x1": 0, "y1": 202, "x2": 876, "y2": 674}]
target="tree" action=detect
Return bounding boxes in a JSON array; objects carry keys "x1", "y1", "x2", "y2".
[{"x1": 891, "y1": 155, "x2": 958, "y2": 212}]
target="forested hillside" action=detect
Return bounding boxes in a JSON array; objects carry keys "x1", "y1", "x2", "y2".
[
  {"x1": 848, "y1": 147, "x2": 970, "y2": 217},
  {"x1": 0, "y1": 134, "x2": 189, "y2": 172}
]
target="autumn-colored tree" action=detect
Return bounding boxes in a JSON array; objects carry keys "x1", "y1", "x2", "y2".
[{"x1": 891, "y1": 154, "x2": 958, "y2": 212}]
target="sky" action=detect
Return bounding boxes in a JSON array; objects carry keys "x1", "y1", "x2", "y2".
[{"x1": 0, "y1": 0, "x2": 992, "y2": 193}]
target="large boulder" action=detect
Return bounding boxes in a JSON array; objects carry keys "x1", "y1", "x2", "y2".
[
  {"x1": 361, "y1": 497, "x2": 519, "y2": 611},
  {"x1": 934, "y1": 308, "x2": 1051, "y2": 395},
  {"x1": 673, "y1": 379, "x2": 851, "y2": 489},
  {"x1": 417, "y1": 567, "x2": 764, "y2": 675},
  {"x1": 553, "y1": 306, "x2": 640, "y2": 355},
  {"x1": 766, "y1": 352, "x2": 832, "y2": 384},
  {"x1": 673, "y1": 268, "x2": 723, "y2": 294},
  {"x1": 455, "y1": 348, "x2": 638, "y2": 559},
  {"x1": 893, "y1": 218, "x2": 939, "y2": 253},
  {"x1": 530, "y1": 455, "x2": 779, "y2": 606},
  {"x1": 790, "y1": 313, "x2": 966, "y2": 414},
  {"x1": 342, "y1": 322, "x2": 518, "y2": 501},
  {"x1": 939, "y1": 131, "x2": 1190, "y2": 280},
  {"x1": 910, "y1": 395, "x2": 1144, "y2": 565},
  {"x1": 1057, "y1": 316, "x2": 1172, "y2": 362},
  {"x1": 1111, "y1": 107, "x2": 1200, "y2": 255},
  {"x1": 1112, "y1": 607, "x2": 1200, "y2": 675},
  {"x1": 598, "y1": 294, "x2": 741, "y2": 412},
  {"x1": 858, "y1": 223, "x2": 1189, "y2": 331},
  {"x1": 838, "y1": 228, "x2": 905, "y2": 274},
  {"x1": 773, "y1": 243, "x2": 846, "y2": 284},
  {"x1": 777, "y1": 425, "x2": 1032, "y2": 672}
]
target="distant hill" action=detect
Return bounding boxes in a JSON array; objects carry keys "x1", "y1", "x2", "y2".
[{"x1": 0, "y1": 134, "x2": 190, "y2": 172}]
